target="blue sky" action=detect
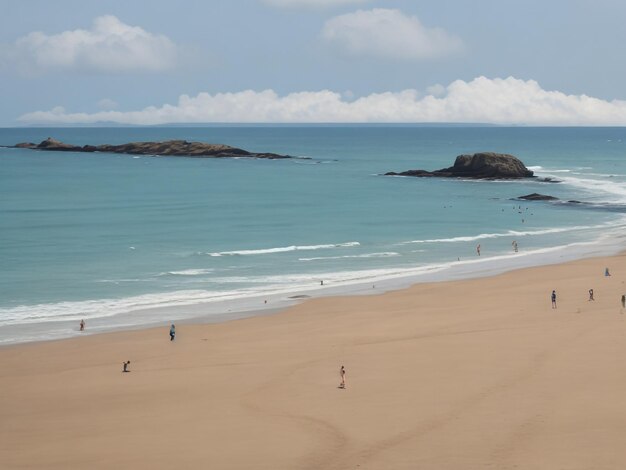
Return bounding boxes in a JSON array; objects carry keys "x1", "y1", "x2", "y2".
[{"x1": 1, "y1": 0, "x2": 626, "y2": 125}]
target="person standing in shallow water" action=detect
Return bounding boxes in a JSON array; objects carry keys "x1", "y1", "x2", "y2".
[
  {"x1": 476, "y1": 244, "x2": 481, "y2": 256},
  {"x1": 79, "y1": 319, "x2": 85, "y2": 331},
  {"x1": 551, "y1": 290, "x2": 557, "y2": 309},
  {"x1": 169, "y1": 324, "x2": 176, "y2": 341}
]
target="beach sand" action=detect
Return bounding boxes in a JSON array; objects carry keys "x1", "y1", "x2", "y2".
[{"x1": 2, "y1": 253, "x2": 626, "y2": 469}]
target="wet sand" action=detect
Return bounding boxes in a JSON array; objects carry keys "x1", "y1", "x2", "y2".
[{"x1": 1, "y1": 253, "x2": 626, "y2": 469}]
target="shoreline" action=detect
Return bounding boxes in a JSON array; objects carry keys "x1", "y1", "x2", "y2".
[
  {"x1": 2, "y1": 250, "x2": 626, "y2": 468},
  {"x1": 2, "y1": 229, "x2": 625, "y2": 347}
]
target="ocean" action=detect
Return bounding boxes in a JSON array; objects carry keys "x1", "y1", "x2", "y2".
[{"x1": 1, "y1": 126, "x2": 625, "y2": 344}]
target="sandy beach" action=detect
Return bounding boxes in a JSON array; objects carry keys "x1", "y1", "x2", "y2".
[{"x1": 2, "y1": 253, "x2": 626, "y2": 469}]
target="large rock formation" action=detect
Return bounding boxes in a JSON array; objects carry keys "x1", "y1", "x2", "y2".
[
  {"x1": 386, "y1": 152, "x2": 534, "y2": 179},
  {"x1": 12, "y1": 137, "x2": 294, "y2": 159}
]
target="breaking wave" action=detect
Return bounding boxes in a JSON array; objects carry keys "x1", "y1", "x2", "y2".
[{"x1": 205, "y1": 242, "x2": 360, "y2": 257}]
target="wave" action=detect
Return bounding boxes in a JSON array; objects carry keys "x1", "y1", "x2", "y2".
[
  {"x1": 399, "y1": 223, "x2": 620, "y2": 245},
  {"x1": 531, "y1": 166, "x2": 594, "y2": 171},
  {"x1": 160, "y1": 269, "x2": 214, "y2": 276},
  {"x1": 528, "y1": 166, "x2": 571, "y2": 173},
  {"x1": 205, "y1": 241, "x2": 360, "y2": 257},
  {"x1": 0, "y1": 289, "x2": 238, "y2": 326},
  {"x1": 556, "y1": 175, "x2": 626, "y2": 203},
  {"x1": 530, "y1": 165, "x2": 626, "y2": 203},
  {"x1": 299, "y1": 252, "x2": 400, "y2": 262}
]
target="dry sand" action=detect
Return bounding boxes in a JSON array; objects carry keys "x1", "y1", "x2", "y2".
[{"x1": 2, "y1": 253, "x2": 626, "y2": 469}]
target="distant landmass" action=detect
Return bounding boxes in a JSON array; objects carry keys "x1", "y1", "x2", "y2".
[{"x1": 9, "y1": 137, "x2": 296, "y2": 160}]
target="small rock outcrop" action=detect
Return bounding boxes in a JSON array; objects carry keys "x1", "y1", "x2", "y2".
[
  {"x1": 11, "y1": 137, "x2": 294, "y2": 160},
  {"x1": 386, "y1": 152, "x2": 534, "y2": 179},
  {"x1": 517, "y1": 193, "x2": 559, "y2": 201}
]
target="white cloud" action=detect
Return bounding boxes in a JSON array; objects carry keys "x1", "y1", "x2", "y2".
[
  {"x1": 97, "y1": 98, "x2": 119, "y2": 110},
  {"x1": 263, "y1": 0, "x2": 369, "y2": 8},
  {"x1": 321, "y1": 9, "x2": 463, "y2": 60},
  {"x1": 17, "y1": 76, "x2": 626, "y2": 126},
  {"x1": 5, "y1": 15, "x2": 177, "y2": 74},
  {"x1": 426, "y1": 84, "x2": 446, "y2": 97}
]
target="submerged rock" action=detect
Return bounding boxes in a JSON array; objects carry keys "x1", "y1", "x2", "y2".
[
  {"x1": 386, "y1": 152, "x2": 534, "y2": 179},
  {"x1": 11, "y1": 137, "x2": 295, "y2": 160},
  {"x1": 517, "y1": 193, "x2": 559, "y2": 201},
  {"x1": 536, "y1": 177, "x2": 562, "y2": 183}
]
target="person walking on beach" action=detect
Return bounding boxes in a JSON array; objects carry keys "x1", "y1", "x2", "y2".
[
  {"x1": 79, "y1": 319, "x2": 85, "y2": 331},
  {"x1": 169, "y1": 324, "x2": 176, "y2": 341},
  {"x1": 589, "y1": 289, "x2": 594, "y2": 301},
  {"x1": 339, "y1": 366, "x2": 346, "y2": 389},
  {"x1": 621, "y1": 294, "x2": 625, "y2": 309},
  {"x1": 551, "y1": 290, "x2": 557, "y2": 309},
  {"x1": 605, "y1": 267, "x2": 611, "y2": 276},
  {"x1": 123, "y1": 361, "x2": 130, "y2": 372}
]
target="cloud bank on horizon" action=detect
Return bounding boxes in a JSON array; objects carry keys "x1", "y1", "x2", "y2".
[
  {"x1": 4, "y1": 15, "x2": 177, "y2": 74},
  {"x1": 19, "y1": 76, "x2": 626, "y2": 126}
]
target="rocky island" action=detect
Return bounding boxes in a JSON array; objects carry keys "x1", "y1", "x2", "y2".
[
  {"x1": 386, "y1": 152, "x2": 534, "y2": 179},
  {"x1": 11, "y1": 137, "x2": 295, "y2": 160}
]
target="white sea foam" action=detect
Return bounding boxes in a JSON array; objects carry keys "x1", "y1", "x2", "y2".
[
  {"x1": 0, "y1": 289, "x2": 247, "y2": 326},
  {"x1": 161, "y1": 269, "x2": 214, "y2": 276},
  {"x1": 206, "y1": 241, "x2": 360, "y2": 257},
  {"x1": 298, "y1": 252, "x2": 400, "y2": 262},
  {"x1": 399, "y1": 223, "x2": 614, "y2": 245},
  {"x1": 556, "y1": 175, "x2": 626, "y2": 203},
  {"x1": 528, "y1": 165, "x2": 571, "y2": 173},
  {"x1": 531, "y1": 166, "x2": 626, "y2": 203}
]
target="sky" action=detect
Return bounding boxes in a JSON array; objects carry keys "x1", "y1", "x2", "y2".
[{"x1": 1, "y1": 0, "x2": 626, "y2": 126}]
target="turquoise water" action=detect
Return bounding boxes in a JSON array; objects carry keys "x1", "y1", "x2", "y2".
[{"x1": 1, "y1": 126, "x2": 625, "y2": 344}]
